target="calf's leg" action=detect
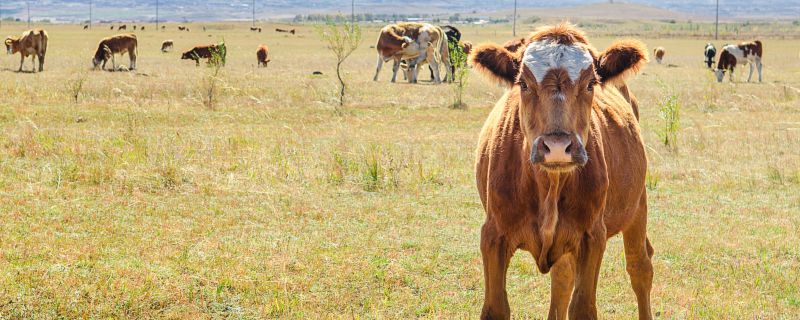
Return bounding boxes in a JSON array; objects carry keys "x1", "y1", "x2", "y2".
[
  {"x1": 548, "y1": 254, "x2": 575, "y2": 320},
  {"x1": 756, "y1": 60, "x2": 762, "y2": 82},
  {"x1": 18, "y1": 55, "x2": 24, "y2": 72},
  {"x1": 747, "y1": 63, "x2": 754, "y2": 82},
  {"x1": 480, "y1": 222, "x2": 515, "y2": 320},
  {"x1": 38, "y1": 53, "x2": 45, "y2": 71},
  {"x1": 623, "y1": 199, "x2": 654, "y2": 320},
  {"x1": 568, "y1": 224, "x2": 607, "y2": 320}
]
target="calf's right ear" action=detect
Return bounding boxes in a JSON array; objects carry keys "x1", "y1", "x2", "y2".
[{"x1": 469, "y1": 43, "x2": 520, "y2": 87}]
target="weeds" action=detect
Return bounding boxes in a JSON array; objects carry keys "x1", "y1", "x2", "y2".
[
  {"x1": 657, "y1": 93, "x2": 681, "y2": 151},
  {"x1": 202, "y1": 41, "x2": 227, "y2": 110},
  {"x1": 66, "y1": 72, "x2": 88, "y2": 104}
]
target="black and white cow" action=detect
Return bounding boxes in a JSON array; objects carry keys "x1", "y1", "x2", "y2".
[{"x1": 704, "y1": 43, "x2": 716, "y2": 68}]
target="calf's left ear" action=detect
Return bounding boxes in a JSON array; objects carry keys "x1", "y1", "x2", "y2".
[
  {"x1": 469, "y1": 43, "x2": 520, "y2": 87},
  {"x1": 595, "y1": 40, "x2": 648, "y2": 86}
]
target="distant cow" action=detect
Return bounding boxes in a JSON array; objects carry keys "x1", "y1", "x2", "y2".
[
  {"x1": 178, "y1": 26, "x2": 186, "y2": 31},
  {"x1": 704, "y1": 43, "x2": 716, "y2": 68},
  {"x1": 275, "y1": 28, "x2": 289, "y2": 33},
  {"x1": 110, "y1": 25, "x2": 115, "y2": 30},
  {"x1": 118, "y1": 24, "x2": 127, "y2": 31},
  {"x1": 133, "y1": 25, "x2": 137, "y2": 30},
  {"x1": 470, "y1": 23, "x2": 653, "y2": 319},
  {"x1": 92, "y1": 33, "x2": 137, "y2": 70},
  {"x1": 461, "y1": 41, "x2": 473, "y2": 55},
  {"x1": 161, "y1": 40, "x2": 174, "y2": 53},
  {"x1": 256, "y1": 44, "x2": 270, "y2": 68},
  {"x1": 290, "y1": 29, "x2": 296, "y2": 35},
  {"x1": 5, "y1": 29, "x2": 48, "y2": 72},
  {"x1": 83, "y1": 25, "x2": 89, "y2": 30},
  {"x1": 653, "y1": 46, "x2": 665, "y2": 64},
  {"x1": 141, "y1": 26, "x2": 145, "y2": 31},
  {"x1": 161, "y1": 25, "x2": 166, "y2": 30},
  {"x1": 716, "y1": 40, "x2": 763, "y2": 83},
  {"x1": 250, "y1": 26, "x2": 259, "y2": 31},
  {"x1": 181, "y1": 44, "x2": 226, "y2": 66}
]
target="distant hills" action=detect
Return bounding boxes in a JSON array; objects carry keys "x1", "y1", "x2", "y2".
[{"x1": 1, "y1": 0, "x2": 797, "y2": 23}]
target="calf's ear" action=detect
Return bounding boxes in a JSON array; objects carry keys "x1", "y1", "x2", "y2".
[
  {"x1": 596, "y1": 40, "x2": 648, "y2": 86},
  {"x1": 469, "y1": 43, "x2": 520, "y2": 87}
]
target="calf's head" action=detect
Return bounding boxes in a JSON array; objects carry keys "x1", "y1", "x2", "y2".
[{"x1": 470, "y1": 24, "x2": 647, "y2": 173}]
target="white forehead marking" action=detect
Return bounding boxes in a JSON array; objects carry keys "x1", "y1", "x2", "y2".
[{"x1": 522, "y1": 40, "x2": 594, "y2": 84}]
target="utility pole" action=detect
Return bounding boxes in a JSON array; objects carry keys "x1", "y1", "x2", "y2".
[
  {"x1": 156, "y1": 0, "x2": 159, "y2": 31},
  {"x1": 351, "y1": 0, "x2": 355, "y2": 33},
  {"x1": 89, "y1": 0, "x2": 92, "y2": 29},
  {"x1": 252, "y1": 0, "x2": 255, "y2": 27},
  {"x1": 27, "y1": 0, "x2": 30, "y2": 28},
  {"x1": 715, "y1": 0, "x2": 719, "y2": 40},
  {"x1": 512, "y1": 0, "x2": 517, "y2": 37}
]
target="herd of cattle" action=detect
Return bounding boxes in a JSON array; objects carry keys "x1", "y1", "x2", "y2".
[
  {"x1": 651, "y1": 40, "x2": 764, "y2": 82},
  {"x1": 3, "y1": 27, "x2": 275, "y2": 72},
  {"x1": 0, "y1": 23, "x2": 770, "y2": 84}
]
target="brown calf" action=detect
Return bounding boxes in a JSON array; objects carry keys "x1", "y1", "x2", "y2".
[
  {"x1": 93, "y1": 33, "x2": 137, "y2": 70},
  {"x1": 181, "y1": 44, "x2": 226, "y2": 66},
  {"x1": 5, "y1": 29, "x2": 48, "y2": 72},
  {"x1": 653, "y1": 46, "x2": 665, "y2": 64},
  {"x1": 256, "y1": 44, "x2": 270, "y2": 68},
  {"x1": 471, "y1": 23, "x2": 652, "y2": 319}
]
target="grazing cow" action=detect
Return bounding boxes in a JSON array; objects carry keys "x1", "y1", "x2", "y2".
[
  {"x1": 161, "y1": 25, "x2": 166, "y2": 30},
  {"x1": 92, "y1": 33, "x2": 137, "y2": 70},
  {"x1": 715, "y1": 40, "x2": 763, "y2": 83},
  {"x1": 290, "y1": 29, "x2": 296, "y2": 35},
  {"x1": 5, "y1": 29, "x2": 48, "y2": 72},
  {"x1": 118, "y1": 24, "x2": 127, "y2": 31},
  {"x1": 275, "y1": 28, "x2": 288, "y2": 33},
  {"x1": 256, "y1": 44, "x2": 270, "y2": 68},
  {"x1": 161, "y1": 40, "x2": 174, "y2": 53},
  {"x1": 181, "y1": 44, "x2": 226, "y2": 66},
  {"x1": 470, "y1": 23, "x2": 653, "y2": 319},
  {"x1": 704, "y1": 43, "x2": 716, "y2": 68},
  {"x1": 83, "y1": 25, "x2": 89, "y2": 30},
  {"x1": 250, "y1": 26, "x2": 258, "y2": 31},
  {"x1": 178, "y1": 26, "x2": 186, "y2": 31},
  {"x1": 141, "y1": 26, "x2": 145, "y2": 31},
  {"x1": 653, "y1": 46, "x2": 665, "y2": 64},
  {"x1": 373, "y1": 22, "x2": 451, "y2": 84},
  {"x1": 133, "y1": 25, "x2": 137, "y2": 30},
  {"x1": 110, "y1": 25, "x2": 115, "y2": 30},
  {"x1": 502, "y1": 37, "x2": 527, "y2": 53}
]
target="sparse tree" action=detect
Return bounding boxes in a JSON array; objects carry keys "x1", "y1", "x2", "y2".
[{"x1": 317, "y1": 20, "x2": 362, "y2": 109}]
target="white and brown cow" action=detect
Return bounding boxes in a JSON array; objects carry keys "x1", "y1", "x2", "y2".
[
  {"x1": 715, "y1": 40, "x2": 763, "y2": 83},
  {"x1": 5, "y1": 29, "x2": 48, "y2": 72},
  {"x1": 373, "y1": 22, "x2": 451, "y2": 84},
  {"x1": 471, "y1": 23, "x2": 653, "y2": 319}
]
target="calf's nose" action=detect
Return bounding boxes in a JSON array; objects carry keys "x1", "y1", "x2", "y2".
[{"x1": 540, "y1": 135, "x2": 573, "y2": 163}]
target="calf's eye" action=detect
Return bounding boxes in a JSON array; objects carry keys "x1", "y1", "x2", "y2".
[{"x1": 519, "y1": 82, "x2": 528, "y2": 91}]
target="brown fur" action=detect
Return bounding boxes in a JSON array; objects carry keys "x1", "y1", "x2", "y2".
[
  {"x1": 717, "y1": 49, "x2": 737, "y2": 73},
  {"x1": 181, "y1": 44, "x2": 225, "y2": 66},
  {"x1": 739, "y1": 40, "x2": 762, "y2": 58},
  {"x1": 256, "y1": 44, "x2": 270, "y2": 68},
  {"x1": 472, "y1": 23, "x2": 652, "y2": 320},
  {"x1": 93, "y1": 33, "x2": 138, "y2": 70},
  {"x1": 5, "y1": 28, "x2": 48, "y2": 72}
]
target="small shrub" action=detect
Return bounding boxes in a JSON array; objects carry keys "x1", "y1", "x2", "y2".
[
  {"x1": 202, "y1": 41, "x2": 227, "y2": 110},
  {"x1": 66, "y1": 72, "x2": 88, "y2": 104},
  {"x1": 448, "y1": 40, "x2": 470, "y2": 109},
  {"x1": 657, "y1": 93, "x2": 680, "y2": 151}
]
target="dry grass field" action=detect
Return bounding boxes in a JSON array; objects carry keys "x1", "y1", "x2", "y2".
[{"x1": 0, "y1": 20, "x2": 799, "y2": 318}]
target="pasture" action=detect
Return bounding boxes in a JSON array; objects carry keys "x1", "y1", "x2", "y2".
[{"x1": 0, "y1": 20, "x2": 799, "y2": 318}]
